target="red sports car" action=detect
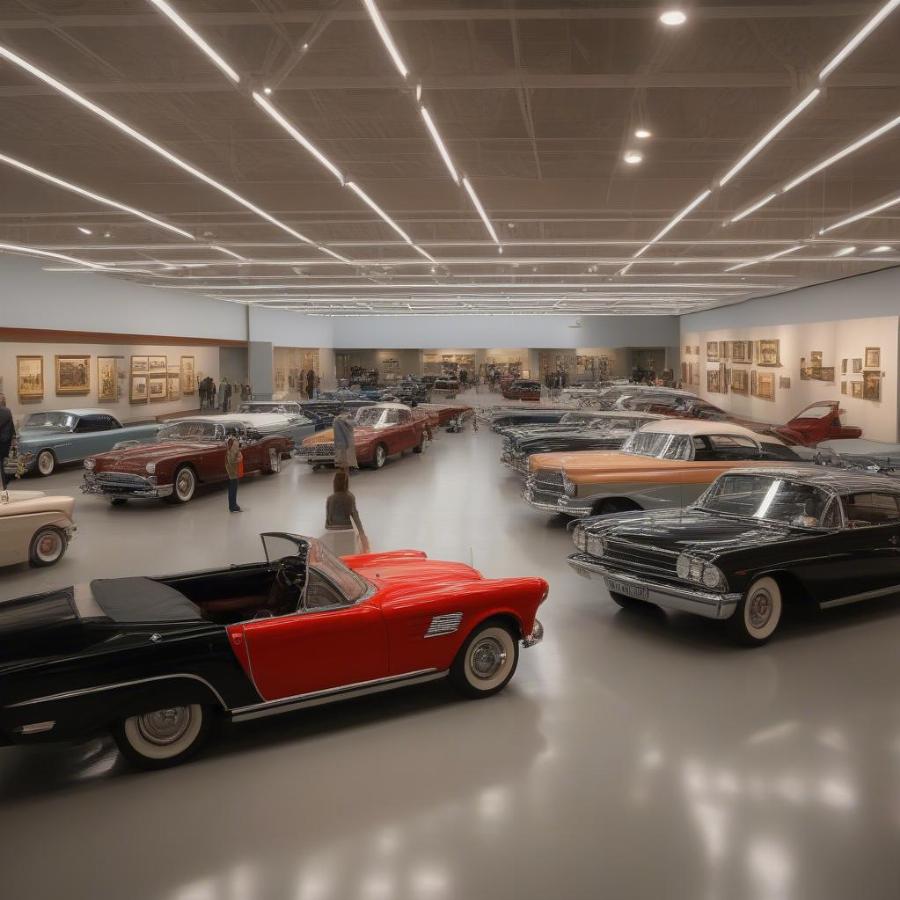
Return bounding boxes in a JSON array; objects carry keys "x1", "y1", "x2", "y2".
[
  {"x1": 0, "y1": 534, "x2": 548, "y2": 769},
  {"x1": 771, "y1": 401, "x2": 863, "y2": 446}
]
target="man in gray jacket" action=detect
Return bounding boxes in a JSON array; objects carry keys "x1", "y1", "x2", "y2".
[
  {"x1": 332, "y1": 410, "x2": 357, "y2": 475},
  {"x1": 0, "y1": 394, "x2": 15, "y2": 490}
]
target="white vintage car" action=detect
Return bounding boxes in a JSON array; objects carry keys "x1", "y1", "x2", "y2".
[{"x1": 0, "y1": 489, "x2": 77, "y2": 568}]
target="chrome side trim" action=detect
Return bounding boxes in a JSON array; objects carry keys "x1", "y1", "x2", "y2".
[
  {"x1": 14, "y1": 721, "x2": 55, "y2": 735},
  {"x1": 820, "y1": 584, "x2": 900, "y2": 609},
  {"x1": 567, "y1": 555, "x2": 741, "y2": 621},
  {"x1": 425, "y1": 612, "x2": 463, "y2": 638},
  {"x1": 8, "y1": 673, "x2": 228, "y2": 710},
  {"x1": 230, "y1": 669, "x2": 447, "y2": 722}
]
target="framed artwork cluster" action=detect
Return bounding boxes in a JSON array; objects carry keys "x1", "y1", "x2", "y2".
[
  {"x1": 842, "y1": 346, "x2": 883, "y2": 401},
  {"x1": 129, "y1": 354, "x2": 195, "y2": 402}
]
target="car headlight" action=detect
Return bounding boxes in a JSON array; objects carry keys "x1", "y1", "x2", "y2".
[
  {"x1": 586, "y1": 532, "x2": 605, "y2": 557},
  {"x1": 573, "y1": 525, "x2": 587, "y2": 552},
  {"x1": 145, "y1": 462, "x2": 156, "y2": 474},
  {"x1": 563, "y1": 476, "x2": 576, "y2": 497},
  {"x1": 701, "y1": 564, "x2": 726, "y2": 590},
  {"x1": 677, "y1": 553, "x2": 726, "y2": 591},
  {"x1": 83, "y1": 458, "x2": 95, "y2": 471}
]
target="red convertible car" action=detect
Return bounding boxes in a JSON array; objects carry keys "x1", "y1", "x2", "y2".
[
  {"x1": 0, "y1": 534, "x2": 548, "y2": 769},
  {"x1": 82, "y1": 417, "x2": 293, "y2": 504},
  {"x1": 771, "y1": 401, "x2": 862, "y2": 446},
  {"x1": 299, "y1": 402, "x2": 430, "y2": 468}
]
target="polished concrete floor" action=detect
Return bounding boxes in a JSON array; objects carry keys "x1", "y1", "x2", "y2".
[{"x1": 3, "y1": 410, "x2": 900, "y2": 899}]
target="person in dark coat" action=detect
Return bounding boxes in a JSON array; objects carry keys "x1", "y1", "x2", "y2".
[
  {"x1": 0, "y1": 394, "x2": 15, "y2": 490},
  {"x1": 306, "y1": 369, "x2": 316, "y2": 400}
]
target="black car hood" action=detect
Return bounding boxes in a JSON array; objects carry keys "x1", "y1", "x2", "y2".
[
  {"x1": 583, "y1": 507, "x2": 797, "y2": 557},
  {"x1": 513, "y1": 431, "x2": 627, "y2": 453}
]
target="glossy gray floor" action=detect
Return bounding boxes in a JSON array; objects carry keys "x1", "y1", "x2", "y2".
[{"x1": 2, "y1": 422, "x2": 900, "y2": 900}]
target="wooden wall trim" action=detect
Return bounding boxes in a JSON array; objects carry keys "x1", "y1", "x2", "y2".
[{"x1": 0, "y1": 327, "x2": 247, "y2": 348}]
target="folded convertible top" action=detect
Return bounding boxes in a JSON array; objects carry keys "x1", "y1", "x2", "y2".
[{"x1": 90, "y1": 577, "x2": 204, "y2": 623}]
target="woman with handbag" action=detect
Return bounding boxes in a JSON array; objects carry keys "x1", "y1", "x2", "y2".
[{"x1": 225, "y1": 435, "x2": 243, "y2": 513}]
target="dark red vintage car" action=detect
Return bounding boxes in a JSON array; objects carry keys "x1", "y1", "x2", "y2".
[
  {"x1": 770, "y1": 401, "x2": 863, "y2": 446},
  {"x1": 502, "y1": 379, "x2": 543, "y2": 401},
  {"x1": 299, "y1": 402, "x2": 430, "y2": 469},
  {"x1": 0, "y1": 534, "x2": 548, "y2": 768},
  {"x1": 418, "y1": 402, "x2": 475, "y2": 431},
  {"x1": 82, "y1": 416, "x2": 293, "y2": 504}
]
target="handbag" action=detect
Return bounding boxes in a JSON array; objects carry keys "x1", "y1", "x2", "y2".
[{"x1": 237, "y1": 454, "x2": 245, "y2": 478}]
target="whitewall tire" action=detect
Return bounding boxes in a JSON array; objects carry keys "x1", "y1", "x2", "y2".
[
  {"x1": 29, "y1": 525, "x2": 67, "y2": 567},
  {"x1": 450, "y1": 622, "x2": 519, "y2": 698},
  {"x1": 373, "y1": 444, "x2": 387, "y2": 469},
  {"x1": 36, "y1": 449, "x2": 56, "y2": 477},
  {"x1": 170, "y1": 466, "x2": 197, "y2": 504},
  {"x1": 266, "y1": 448, "x2": 281, "y2": 474},
  {"x1": 113, "y1": 704, "x2": 210, "y2": 769},
  {"x1": 729, "y1": 576, "x2": 783, "y2": 646}
]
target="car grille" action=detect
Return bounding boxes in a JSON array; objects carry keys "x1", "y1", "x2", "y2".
[
  {"x1": 603, "y1": 539, "x2": 679, "y2": 579},
  {"x1": 305, "y1": 442, "x2": 335, "y2": 457},
  {"x1": 93, "y1": 472, "x2": 151, "y2": 492},
  {"x1": 526, "y1": 470, "x2": 565, "y2": 506}
]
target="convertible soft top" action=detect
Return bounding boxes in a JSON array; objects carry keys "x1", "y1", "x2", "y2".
[{"x1": 90, "y1": 577, "x2": 204, "y2": 623}]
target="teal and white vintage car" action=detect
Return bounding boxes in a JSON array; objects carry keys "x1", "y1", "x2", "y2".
[{"x1": 4, "y1": 409, "x2": 160, "y2": 477}]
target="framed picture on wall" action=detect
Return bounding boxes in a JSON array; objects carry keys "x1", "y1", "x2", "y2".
[
  {"x1": 815, "y1": 366, "x2": 835, "y2": 382},
  {"x1": 680, "y1": 362, "x2": 688, "y2": 384},
  {"x1": 693, "y1": 346, "x2": 699, "y2": 357},
  {"x1": 97, "y1": 357, "x2": 119, "y2": 402},
  {"x1": 731, "y1": 341, "x2": 750, "y2": 363},
  {"x1": 840, "y1": 381, "x2": 847, "y2": 395},
  {"x1": 864, "y1": 347, "x2": 881, "y2": 369},
  {"x1": 757, "y1": 372, "x2": 776, "y2": 401},
  {"x1": 148, "y1": 355, "x2": 167, "y2": 374},
  {"x1": 131, "y1": 355, "x2": 149, "y2": 374},
  {"x1": 180, "y1": 355, "x2": 196, "y2": 394},
  {"x1": 757, "y1": 339, "x2": 780, "y2": 367},
  {"x1": 55, "y1": 355, "x2": 90, "y2": 395},
  {"x1": 720, "y1": 363, "x2": 729, "y2": 393},
  {"x1": 863, "y1": 372, "x2": 882, "y2": 401},
  {"x1": 130, "y1": 375, "x2": 148, "y2": 403},
  {"x1": 851, "y1": 358, "x2": 862, "y2": 373},
  {"x1": 851, "y1": 380, "x2": 863, "y2": 399},
  {"x1": 731, "y1": 369, "x2": 748, "y2": 393},
  {"x1": 779, "y1": 376, "x2": 791, "y2": 389},
  {"x1": 706, "y1": 341, "x2": 719, "y2": 361},
  {"x1": 707, "y1": 368, "x2": 721, "y2": 392},
  {"x1": 148, "y1": 374, "x2": 167, "y2": 401},
  {"x1": 16, "y1": 356, "x2": 44, "y2": 401},
  {"x1": 810, "y1": 350, "x2": 823, "y2": 367},
  {"x1": 750, "y1": 369, "x2": 758, "y2": 396},
  {"x1": 167, "y1": 371, "x2": 181, "y2": 400},
  {"x1": 841, "y1": 358, "x2": 847, "y2": 375}
]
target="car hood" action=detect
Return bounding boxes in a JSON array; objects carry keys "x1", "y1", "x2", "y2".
[
  {"x1": 584, "y1": 507, "x2": 796, "y2": 556},
  {"x1": 303, "y1": 425, "x2": 386, "y2": 446},
  {"x1": 513, "y1": 430, "x2": 627, "y2": 451},
  {"x1": 351, "y1": 554, "x2": 482, "y2": 588},
  {"x1": 92, "y1": 440, "x2": 214, "y2": 472}
]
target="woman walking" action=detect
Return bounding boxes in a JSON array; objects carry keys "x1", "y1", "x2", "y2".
[
  {"x1": 225, "y1": 435, "x2": 242, "y2": 513},
  {"x1": 323, "y1": 470, "x2": 369, "y2": 556}
]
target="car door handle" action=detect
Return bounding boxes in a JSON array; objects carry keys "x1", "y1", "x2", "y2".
[{"x1": 890, "y1": 536, "x2": 898, "y2": 546}]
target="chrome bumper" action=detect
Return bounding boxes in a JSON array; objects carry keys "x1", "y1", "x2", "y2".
[
  {"x1": 521, "y1": 618, "x2": 544, "y2": 648},
  {"x1": 82, "y1": 473, "x2": 173, "y2": 499},
  {"x1": 567, "y1": 554, "x2": 740, "y2": 620},
  {"x1": 522, "y1": 486, "x2": 564, "y2": 512},
  {"x1": 3, "y1": 452, "x2": 33, "y2": 475},
  {"x1": 556, "y1": 495, "x2": 594, "y2": 518}
]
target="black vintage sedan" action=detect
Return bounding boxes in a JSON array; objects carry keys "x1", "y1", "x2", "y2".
[
  {"x1": 568, "y1": 467, "x2": 900, "y2": 645},
  {"x1": 501, "y1": 411, "x2": 663, "y2": 474}
]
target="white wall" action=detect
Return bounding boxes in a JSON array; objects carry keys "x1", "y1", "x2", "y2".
[
  {"x1": 1, "y1": 340, "x2": 219, "y2": 426},
  {"x1": 2, "y1": 254, "x2": 246, "y2": 340},
  {"x1": 331, "y1": 314, "x2": 680, "y2": 350},
  {"x1": 247, "y1": 307, "x2": 335, "y2": 347}
]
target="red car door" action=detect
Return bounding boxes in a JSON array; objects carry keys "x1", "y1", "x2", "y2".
[
  {"x1": 239, "y1": 589, "x2": 388, "y2": 701},
  {"x1": 396, "y1": 408, "x2": 416, "y2": 450}
]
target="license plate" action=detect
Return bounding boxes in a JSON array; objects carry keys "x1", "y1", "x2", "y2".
[{"x1": 607, "y1": 578, "x2": 649, "y2": 601}]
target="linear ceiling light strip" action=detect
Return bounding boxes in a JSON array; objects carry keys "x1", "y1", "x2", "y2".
[
  {"x1": 0, "y1": 152, "x2": 195, "y2": 240},
  {"x1": 0, "y1": 242, "x2": 110, "y2": 269},
  {"x1": 724, "y1": 244, "x2": 804, "y2": 272},
  {"x1": 211, "y1": 245, "x2": 245, "y2": 261},
  {"x1": 819, "y1": 0, "x2": 900, "y2": 81},
  {"x1": 819, "y1": 191, "x2": 900, "y2": 233},
  {"x1": 0, "y1": 44, "x2": 324, "y2": 251}
]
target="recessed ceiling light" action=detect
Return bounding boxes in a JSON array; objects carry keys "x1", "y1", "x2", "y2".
[
  {"x1": 870, "y1": 245, "x2": 893, "y2": 253},
  {"x1": 623, "y1": 150, "x2": 643, "y2": 165},
  {"x1": 635, "y1": 128, "x2": 652, "y2": 140},
  {"x1": 659, "y1": 9, "x2": 687, "y2": 26},
  {"x1": 77, "y1": 226, "x2": 92, "y2": 235},
  {"x1": 103, "y1": 231, "x2": 111, "y2": 238},
  {"x1": 263, "y1": 86, "x2": 272, "y2": 95},
  {"x1": 834, "y1": 246, "x2": 856, "y2": 257}
]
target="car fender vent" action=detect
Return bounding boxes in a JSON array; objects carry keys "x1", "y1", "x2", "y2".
[{"x1": 425, "y1": 612, "x2": 463, "y2": 638}]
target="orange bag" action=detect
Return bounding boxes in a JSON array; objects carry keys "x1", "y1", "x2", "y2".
[{"x1": 237, "y1": 455, "x2": 245, "y2": 478}]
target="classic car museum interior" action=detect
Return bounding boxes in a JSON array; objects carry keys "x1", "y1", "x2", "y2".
[{"x1": 1, "y1": 1, "x2": 900, "y2": 898}]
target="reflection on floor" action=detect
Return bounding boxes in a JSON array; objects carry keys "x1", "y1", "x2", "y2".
[{"x1": 2, "y1": 396, "x2": 900, "y2": 900}]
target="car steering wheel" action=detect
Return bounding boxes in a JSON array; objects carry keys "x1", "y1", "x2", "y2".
[{"x1": 275, "y1": 556, "x2": 306, "y2": 590}]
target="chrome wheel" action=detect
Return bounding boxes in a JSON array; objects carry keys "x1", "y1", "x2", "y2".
[
  {"x1": 136, "y1": 707, "x2": 193, "y2": 747},
  {"x1": 374, "y1": 444, "x2": 386, "y2": 468},
  {"x1": 36, "y1": 449, "x2": 55, "y2": 476},
  {"x1": 732, "y1": 576, "x2": 783, "y2": 645},
  {"x1": 469, "y1": 637, "x2": 507, "y2": 680},
  {"x1": 118, "y1": 703, "x2": 208, "y2": 766},
  {"x1": 173, "y1": 466, "x2": 196, "y2": 503},
  {"x1": 455, "y1": 624, "x2": 518, "y2": 695},
  {"x1": 29, "y1": 526, "x2": 66, "y2": 567},
  {"x1": 268, "y1": 447, "x2": 281, "y2": 473}
]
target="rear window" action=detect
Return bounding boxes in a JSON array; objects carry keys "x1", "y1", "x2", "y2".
[{"x1": 842, "y1": 492, "x2": 900, "y2": 527}]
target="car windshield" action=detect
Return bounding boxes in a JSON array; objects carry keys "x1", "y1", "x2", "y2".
[
  {"x1": 239, "y1": 403, "x2": 286, "y2": 413},
  {"x1": 699, "y1": 474, "x2": 836, "y2": 529},
  {"x1": 158, "y1": 421, "x2": 221, "y2": 441},
  {"x1": 623, "y1": 431, "x2": 692, "y2": 460},
  {"x1": 25, "y1": 412, "x2": 75, "y2": 429},
  {"x1": 559, "y1": 413, "x2": 597, "y2": 425},
  {"x1": 307, "y1": 541, "x2": 371, "y2": 602},
  {"x1": 798, "y1": 403, "x2": 836, "y2": 420},
  {"x1": 354, "y1": 408, "x2": 386, "y2": 427},
  {"x1": 592, "y1": 416, "x2": 643, "y2": 432}
]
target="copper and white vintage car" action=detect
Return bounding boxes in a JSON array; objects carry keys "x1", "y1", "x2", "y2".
[
  {"x1": 0, "y1": 489, "x2": 76, "y2": 568},
  {"x1": 523, "y1": 420, "x2": 805, "y2": 518}
]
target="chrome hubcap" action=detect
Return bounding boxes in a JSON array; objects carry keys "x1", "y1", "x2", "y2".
[
  {"x1": 177, "y1": 471, "x2": 193, "y2": 498},
  {"x1": 470, "y1": 638, "x2": 507, "y2": 679},
  {"x1": 137, "y1": 707, "x2": 191, "y2": 746},
  {"x1": 748, "y1": 589, "x2": 773, "y2": 630},
  {"x1": 38, "y1": 452, "x2": 53, "y2": 474},
  {"x1": 37, "y1": 532, "x2": 61, "y2": 560},
  {"x1": 376, "y1": 447, "x2": 385, "y2": 465}
]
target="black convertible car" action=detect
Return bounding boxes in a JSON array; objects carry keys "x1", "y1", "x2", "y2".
[
  {"x1": 482, "y1": 408, "x2": 572, "y2": 433},
  {"x1": 501, "y1": 411, "x2": 663, "y2": 474},
  {"x1": 568, "y1": 467, "x2": 900, "y2": 645}
]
